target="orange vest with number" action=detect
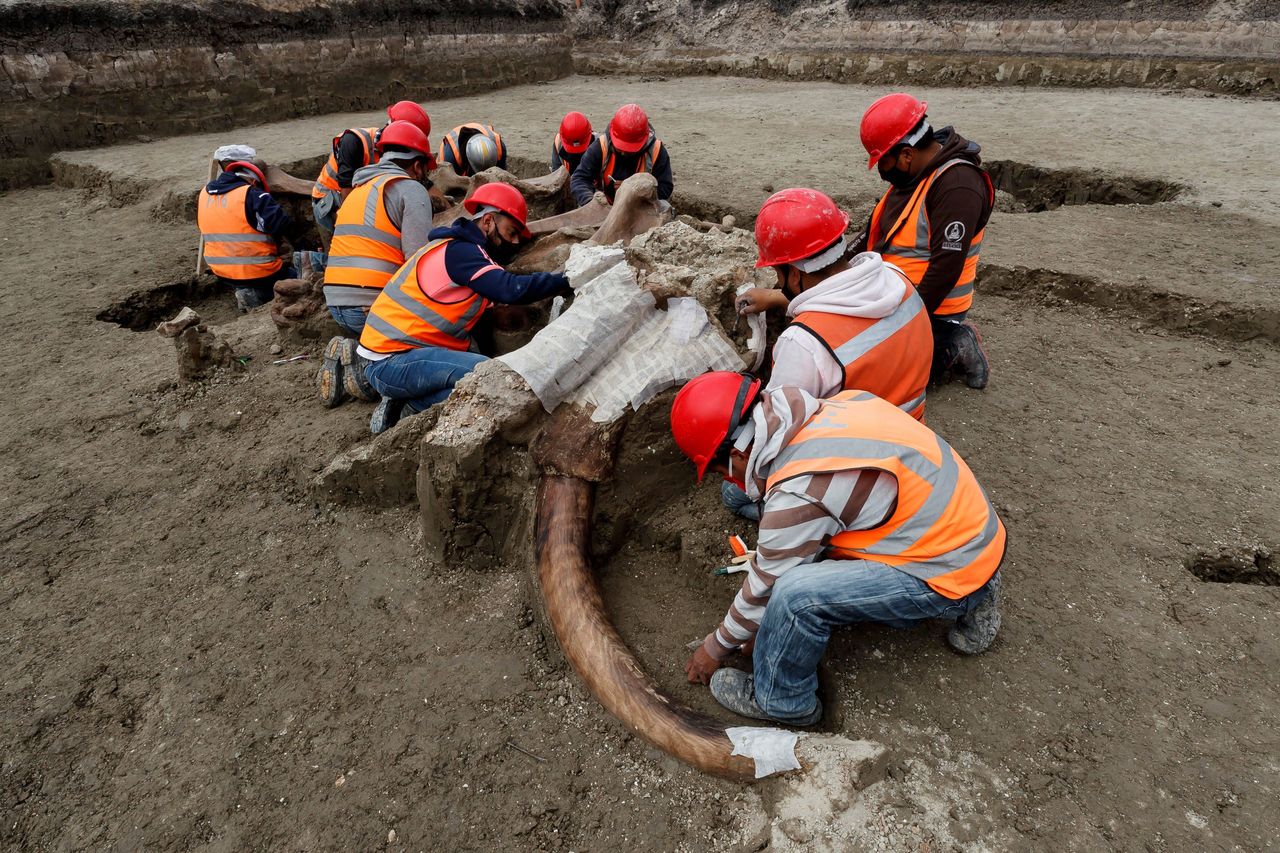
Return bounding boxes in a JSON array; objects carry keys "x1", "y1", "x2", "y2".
[
  {"x1": 197, "y1": 185, "x2": 282, "y2": 280},
  {"x1": 595, "y1": 134, "x2": 663, "y2": 200},
  {"x1": 438, "y1": 124, "x2": 506, "y2": 177},
  {"x1": 359, "y1": 238, "x2": 490, "y2": 354},
  {"x1": 788, "y1": 278, "x2": 932, "y2": 421},
  {"x1": 767, "y1": 391, "x2": 1006, "y2": 599},
  {"x1": 311, "y1": 127, "x2": 378, "y2": 199},
  {"x1": 323, "y1": 173, "x2": 407, "y2": 291},
  {"x1": 867, "y1": 158, "x2": 994, "y2": 316}
]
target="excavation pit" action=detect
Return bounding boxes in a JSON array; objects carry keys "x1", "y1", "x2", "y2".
[
  {"x1": 985, "y1": 160, "x2": 1183, "y2": 212},
  {"x1": 96, "y1": 275, "x2": 237, "y2": 332},
  {"x1": 1186, "y1": 546, "x2": 1277, "y2": 586}
]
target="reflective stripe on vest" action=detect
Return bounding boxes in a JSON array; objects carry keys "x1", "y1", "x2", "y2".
[
  {"x1": 596, "y1": 135, "x2": 663, "y2": 199},
  {"x1": 358, "y1": 239, "x2": 489, "y2": 355},
  {"x1": 867, "y1": 158, "x2": 994, "y2": 316},
  {"x1": 438, "y1": 124, "x2": 505, "y2": 177},
  {"x1": 197, "y1": 185, "x2": 282, "y2": 280},
  {"x1": 323, "y1": 174, "x2": 408, "y2": 291},
  {"x1": 766, "y1": 391, "x2": 1006, "y2": 599},
  {"x1": 788, "y1": 282, "x2": 932, "y2": 421},
  {"x1": 312, "y1": 127, "x2": 377, "y2": 199}
]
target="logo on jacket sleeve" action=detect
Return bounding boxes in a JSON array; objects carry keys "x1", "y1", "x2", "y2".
[{"x1": 942, "y1": 221, "x2": 965, "y2": 251}]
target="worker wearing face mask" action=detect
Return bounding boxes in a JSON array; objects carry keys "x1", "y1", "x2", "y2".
[
  {"x1": 355, "y1": 182, "x2": 569, "y2": 434},
  {"x1": 851, "y1": 93, "x2": 995, "y2": 390}
]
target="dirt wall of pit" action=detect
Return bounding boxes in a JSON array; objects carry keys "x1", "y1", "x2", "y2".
[
  {"x1": 573, "y1": 3, "x2": 1280, "y2": 95},
  {"x1": 0, "y1": 0, "x2": 571, "y2": 190}
]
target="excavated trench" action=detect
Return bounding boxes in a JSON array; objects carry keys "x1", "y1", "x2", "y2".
[
  {"x1": 96, "y1": 275, "x2": 237, "y2": 331},
  {"x1": 984, "y1": 160, "x2": 1183, "y2": 211}
]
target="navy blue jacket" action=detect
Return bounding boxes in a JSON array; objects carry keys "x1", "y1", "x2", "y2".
[
  {"x1": 570, "y1": 132, "x2": 673, "y2": 207},
  {"x1": 204, "y1": 171, "x2": 293, "y2": 238},
  {"x1": 430, "y1": 219, "x2": 567, "y2": 304}
]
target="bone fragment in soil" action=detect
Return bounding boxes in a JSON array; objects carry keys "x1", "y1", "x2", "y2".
[
  {"x1": 527, "y1": 195, "x2": 611, "y2": 237},
  {"x1": 156, "y1": 306, "x2": 240, "y2": 383},
  {"x1": 470, "y1": 165, "x2": 571, "y2": 220},
  {"x1": 257, "y1": 161, "x2": 315, "y2": 197}
]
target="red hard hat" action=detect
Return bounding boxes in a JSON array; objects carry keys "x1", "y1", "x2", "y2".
[
  {"x1": 223, "y1": 160, "x2": 269, "y2": 193},
  {"x1": 609, "y1": 104, "x2": 650, "y2": 154},
  {"x1": 376, "y1": 120, "x2": 437, "y2": 168},
  {"x1": 754, "y1": 188, "x2": 851, "y2": 268},
  {"x1": 859, "y1": 93, "x2": 928, "y2": 169},
  {"x1": 387, "y1": 100, "x2": 431, "y2": 137},
  {"x1": 559, "y1": 111, "x2": 594, "y2": 154},
  {"x1": 670, "y1": 372, "x2": 761, "y2": 481},
  {"x1": 463, "y1": 182, "x2": 532, "y2": 239}
]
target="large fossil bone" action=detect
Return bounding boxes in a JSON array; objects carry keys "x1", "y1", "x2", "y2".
[
  {"x1": 589, "y1": 173, "x2": 672, "y2": 248},
  {"x1": 533, "y1": 410, "x2": 757, "y2": 781},
  {"x1": 470, "y1": 166, "x2": 571, "y2": 220}
]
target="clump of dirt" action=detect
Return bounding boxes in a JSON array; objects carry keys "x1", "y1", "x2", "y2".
[
  {"x1": 1186, "y1": 545, "x2": 1277, "y2": 585},
  {"x1": 985, "y1": 160, "x2": 1183, "y2": 212}
]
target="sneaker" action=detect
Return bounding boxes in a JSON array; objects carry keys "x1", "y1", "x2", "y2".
[
  {"x1": 317, "y1": 336, "x2": 347, "y2": 408},
  {"x1": 709, "y1": 668, "x2": 822, "y2": 727},
  {"x1": 340, "y1": 341, "x2": 378, "y2": 402},
  {"x1": 948, "y1": 572, "x2": 1002, "y2": 655},
  {"x1": 952, "y1": 321, "x2": 990, "y2": 390},
  {"x1": 370, "y1": 396, "x2": 406, "y2": 436},
  {"x1": 721, "y1": 480, "x2": 761, "y2": 522}
]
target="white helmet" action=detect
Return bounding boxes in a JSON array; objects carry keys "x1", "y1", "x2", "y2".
[{"x1": 465, "y1": 133, "x2": 500, "y2": 172}]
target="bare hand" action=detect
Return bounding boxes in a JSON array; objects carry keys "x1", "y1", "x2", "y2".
[
  {"x1": 684, "y1": 646, "x2": 722, "y2": 685},
  {"x1": 736, "y1": 287, "x2": 788, "y2": 316}
]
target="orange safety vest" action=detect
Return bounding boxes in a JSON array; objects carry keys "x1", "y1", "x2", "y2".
[
  {"x1": 767, "y1": 390, "x2": 1006, "y2": 599},
  {"x1": 323, "y1": 173, "x2": 408, "y2": 291},
  {"x1": 595, "y1": 134, "x2": 663, "y2": 199},
  {"x1": 438, "y1": 124, "x2": 506, "y2": 177},
  {"x1": 311, "y1": 127, "x2": 378, "y2": 199},
  {"x1": 788, "y1": 280, "x2": 932, "y2": 421},
  {"x1": 197, "y1": 185, "x2": 282, "y2": 280},
  {"x1": 867, "y1": 158, "x2": 994, "y2": 316},
  {"x1": 359, "y1": 238, "x2": 490, "y2": 354}
]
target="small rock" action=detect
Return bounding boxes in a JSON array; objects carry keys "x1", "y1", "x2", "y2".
[
  {"x1": 887, "y1": 764, "x2": 907, "y2": 781},
  {"x1": 762, "y1": 183, "x2": 775, "y2": 193},
  {"x1": 270, "y1": 344, "x2": 284, "y2": 355},
  {"x1": 334, "y1": 775, "x2": 346, "y2": 787},
  {"x1": 156, "y1": 306, "x2": 201, "y2": 338},
  {"x1": 1217, "y1": 358, "x2": 1232, "y2": 367},
  {"x1": 721, "y1": 214, "x2": 736, "y2": 229},
  {"x1": 387, "y1": 829, "x2": 397, "y2": 844},
  {"x1": 779, "y1": 818, "x2": 812, "y2": 843}
]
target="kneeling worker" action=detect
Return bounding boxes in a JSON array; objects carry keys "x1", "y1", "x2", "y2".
[
  {"x1": 854, "y1": 93, "x2": 995, "y2": 389},
  {"x1": 438, "y1": 123, "x2": 507, "y2": 177},
  {"x1": 198, "y1": 145, "x2": 300, "y2": 311},
  {"x1": 318, "y1": 120, "x2": 438, "y2": 406},
  {"x1": 357, "y1": 183, "x2": 569, "y2": 434},
  {"x1": 672, "y1": 373, "x2": 1005, "y2": 726},
  {"x1": 550, "y1": 111, "x2": 596, "y2": 175},
  {"x1": 570, "y1": 104, "x2": 672, "y2": 208},
  {"x1": 725, "y1": 187, "x2": 932, "y2": 521}
]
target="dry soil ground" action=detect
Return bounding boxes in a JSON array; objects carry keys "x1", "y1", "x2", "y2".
[{"x1": 4, "y1": 76, "x2": 1280, "y2": 851}]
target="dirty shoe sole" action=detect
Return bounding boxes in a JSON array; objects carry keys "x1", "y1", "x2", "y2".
[
  {"x1": 948, "y1": 573, "x2": 1001, "y2": 654},
  {"x1": 339, "y1": 340, "x2": 378, "y2": 402},
  {"x1": 709, "y1": 668, "x2": 822, "y2": 727},
  {"x1": 317, "y1": 336, "x2": 347, "y2": 408},
  {"x1": 370, "y1": 397, "x2": 406, "y2": 436},
  {"x1": 957, "y1": 321, "x2": 991, "y2": 390}
]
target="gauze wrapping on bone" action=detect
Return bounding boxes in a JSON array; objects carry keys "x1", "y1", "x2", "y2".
[
  {"x1": 500, "y1": 244, "x2": 744, "y2": 421},
  {"x1": 727, "y1": 726, "x2": 802, "y2": 778},
  {"x1": 736, "y1": 283, "x2": 769, "y2": 371}
]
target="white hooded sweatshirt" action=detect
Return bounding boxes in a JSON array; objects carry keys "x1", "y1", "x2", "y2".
[{"x1": 765, "y1": 252, "x2": 908, "y2": 398}]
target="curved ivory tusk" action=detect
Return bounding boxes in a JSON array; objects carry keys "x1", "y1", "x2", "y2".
[{"x1": 535, "y1": 474, "x2": 757, "y2": 782}]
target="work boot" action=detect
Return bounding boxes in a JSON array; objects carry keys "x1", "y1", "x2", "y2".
[
  {"x1": 721, "y1": 480, "x2": 762, "y2": 522},
  {"x1": 370, "y1": 396, "x2": 407, "y2": 436},
  {"x1": 339, "y1": 340, "x2": 378, "y2": 402},
  {"x1": 951, "y1": 320, "x2": 990, "y2": 390},
  {"x1": 709, "y1": 668, "x2": 823, "y2": 727},
  {"x1": 317, "y1": 336, "x2": 347, "y2": 408},
  {"x1": 948, "y1": 572, "x2": 1002, "y2": 655}
]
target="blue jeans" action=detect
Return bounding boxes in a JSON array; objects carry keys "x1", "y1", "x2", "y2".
[
  {"x1": 753, "y1": 562, "x2": 1000, "y2": 720},
  {"x1": 363, "y1": 346, "x2": 488, "y2": 413},
  {"x1": 329, "y1": 306, "x2": 369, "y2": 337}
]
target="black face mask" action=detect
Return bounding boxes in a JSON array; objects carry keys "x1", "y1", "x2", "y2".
[
  {"x1": 487, "y1": 235, "x2": 521, "y2": 264},
  {"x1": 878, "y1": 165, "x2": 915, "y2": 189}
]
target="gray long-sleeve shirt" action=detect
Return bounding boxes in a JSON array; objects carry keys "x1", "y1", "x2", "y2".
[{"x1": 324, "y1": 158, "x2": 434, "y2": 307}]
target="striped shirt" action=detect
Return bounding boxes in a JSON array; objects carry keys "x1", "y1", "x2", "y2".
[{"x1": 702, "y1": 434, "x2": 899, "y2": 662}]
